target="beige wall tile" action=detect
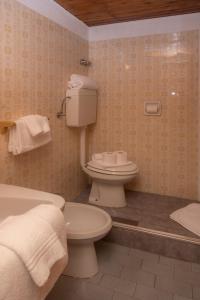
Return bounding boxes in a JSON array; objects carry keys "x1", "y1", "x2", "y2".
[
  {"x1": 0, "y1": 0, "x2": 88, "y2": 201},
  {"x1": 89, "y1": 31, "x2": 199, "y2": 200}
]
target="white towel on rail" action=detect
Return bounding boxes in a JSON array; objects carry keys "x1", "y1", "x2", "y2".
[
  {"x1": 68, "y1": 74, "x2": 97, "y2": 90},
  {"x1": 8, "y1": 117, "x2": 51, "y2": 155},
  {"x1": 0, "y1": 204, "x2": 67, "y2": 287},
  {"x1": 170, "y1": 203, "x2": 200, "y2": 237},
  {"x1": 23, "y1": 115, "x2": 50, "y2": 136}
]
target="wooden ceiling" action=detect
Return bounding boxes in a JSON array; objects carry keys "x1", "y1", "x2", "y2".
[{"x1": 55, "y1": 0, "x2": 200, "y2": 26}]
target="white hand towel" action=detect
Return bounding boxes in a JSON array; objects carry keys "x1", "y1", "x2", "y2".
[
  {"x1": 68, "y1": 74, "x2": 98, "y2": 90},
  {"x1": 8, "y1": 118, "x2": 51, "y2": 155},
  {"x1": 170, "y1": 203, "x2": 200, "y2": 237},
  {"x1": 23, "y1": 115, "x2": 50, "y2": 137},
  {"x1": 41, "y1": 116, "x2": 50, "y2": 134},
  {"x1": 0, "y1": 204, "x2": 67, "y2": 287}
]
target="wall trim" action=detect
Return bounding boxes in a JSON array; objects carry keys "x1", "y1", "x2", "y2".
[
  {"x1": 89, "y1": 13, "x2": 200, "y2": 41},
  {"x1": 16, "y1": 0, "x2": 88, "y2": 40}
]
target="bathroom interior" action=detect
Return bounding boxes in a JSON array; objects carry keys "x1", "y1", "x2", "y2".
[{"x1": 0, "y1": 0, "x2": 200, "y2": 299}]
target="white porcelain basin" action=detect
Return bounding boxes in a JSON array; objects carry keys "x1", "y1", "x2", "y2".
[
  {"x1": 63, "y1": 202, "x2": 112, "y2": 278},
  {"x1": 64, "y1": 202, "x2": 112, "y2": 240}
]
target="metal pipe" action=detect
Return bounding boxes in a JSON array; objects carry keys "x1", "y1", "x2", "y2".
[
  {"x1": 56, "y1": 96, "x2": 70, "y2": 118},
  {"x1": 80, "y1": 126, "x2": 87, "y2": 168}
]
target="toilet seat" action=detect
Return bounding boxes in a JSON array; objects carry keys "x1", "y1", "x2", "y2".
[{"x1": 87, "y1": 160, "x2": 138, "y2": 176}]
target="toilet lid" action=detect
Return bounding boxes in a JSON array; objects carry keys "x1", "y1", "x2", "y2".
[{"x1": 87, "y1": 160, "x2": 138, "y2": 175}]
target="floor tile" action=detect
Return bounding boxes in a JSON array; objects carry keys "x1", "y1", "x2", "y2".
[
  {"x1": 174, "y1": 268, "x2": 200, "y2": 287},
  {"x1": 142, "y1": 260, "x2": 173, "y2": 277},
  {"x1": 134, "y1": 283, "x2": 173, "y2": 300},
  {"x1": 47, "y1": 289, "x2": 87, "y2": 300},
  {"x1": 155, "y1": 275, "x2": 193, "y2": 298},
  {"x1": 96, "y1": 241, "x2": 132, "y2": 267},
  {"x1": 121, "y1": 267, "x2": 155, "y2": 288},
  {"x1": 100, "y1": 274, "x2": 136, "y2": 296},
  {"x1": 75, "y1": 282, "x2": 113, "y2": 300},
  {"x1": 113, "y1": 291, "x2": 139, "y2": 300},
  {"x1": 159, "y1": 256, "x2": 192, "y2": 271},
  {"x1": 46, "y1": 241, "x2": 200, "y2": 300},
  {"x1": 191, "y1": 263, "x2": 200, "y2": 273},
  {"x1": 193, "y1": 286, "x2": 200, "y2": 299},
  {"x1": 173, "y1": 295, "x2": 193, "y2": 300},
  {"x1": 46, "y1": 276, "x2": 84, "y2": 300},
  {"x1": 130, "y1": 248, "x2": 159, "y2": 264},
  {"x1": 99, "y1": 259, "x2": 123, "y2": 277}
]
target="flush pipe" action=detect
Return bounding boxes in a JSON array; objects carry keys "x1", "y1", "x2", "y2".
[{"x1": 80, "y1": 126, "x2": 87, "y2": 170}]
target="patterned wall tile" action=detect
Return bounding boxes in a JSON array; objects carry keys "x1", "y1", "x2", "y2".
[
  {"x1": 0, "y1": 0, "x2": 88, "y2": 201},
  {"x1": 89, "y1": 31, "x2": 199, "y2": 200}
]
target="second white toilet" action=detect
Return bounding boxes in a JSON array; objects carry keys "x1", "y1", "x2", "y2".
[
  {"x1": 84, "y1": 151, "x2": 138, "y2": 207},
  {"x1": 65, "y1": 85, "x2": 139, "y2": 208}
]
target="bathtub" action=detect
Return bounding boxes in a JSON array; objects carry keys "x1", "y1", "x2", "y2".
[{"x1": 0, "y1": 184, "x2": 65, "y2": 222}]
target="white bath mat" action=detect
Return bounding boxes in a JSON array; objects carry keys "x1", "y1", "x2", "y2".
[{"x1": 170, "y1": 203, "x2": 200, "y2": 237}]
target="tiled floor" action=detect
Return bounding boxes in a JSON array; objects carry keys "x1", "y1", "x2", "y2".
[
  {"x1": 47, "y1": 241, "x2": 200, "y2": 300},
  {"x1": 75, "y1": 188, "x2": 199, "y2": 239}
]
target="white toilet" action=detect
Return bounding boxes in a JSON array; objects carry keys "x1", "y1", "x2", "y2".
[
  {"x1": 84, "y1": 151, "x2": 138, "y2": 207},
  {"x1": 63, "y1": 202, "x2": 112, "y2": 278},
  {"x1": 65, "y1": 84, "x2": 138, "y2": 208}
]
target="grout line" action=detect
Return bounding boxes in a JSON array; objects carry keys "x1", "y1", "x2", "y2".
[
  {"x1": 172, "y1": 262, "x2": 175, "y2": 279},
  {"x1": 153, "y1": 273, "x2": 157, "y2": 288}
]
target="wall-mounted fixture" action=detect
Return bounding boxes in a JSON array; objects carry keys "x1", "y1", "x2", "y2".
[
  {"x1": 57, "y1": 96, "x2": 71, "y2": 118},
  {"x1": 80, "y1": 59, "x2": 91, "y2": 67},
  {"x1": 144, "y1": 101, "x2": 161, "y2": 116}
]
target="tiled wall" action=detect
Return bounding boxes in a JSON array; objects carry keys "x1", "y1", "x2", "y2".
[
  {"x1": 0, "y1": 1, "x2": 199, "y2": 202},
  {"x1": 89, "y1": 31, "x2": 199, "y2": 200},
  {"x1": 0, "y1": 0, "x2": 88, "y2": 201}
]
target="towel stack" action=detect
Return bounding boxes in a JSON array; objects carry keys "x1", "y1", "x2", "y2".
[
  {"x1": 68, "y1": 74, "x2": 97, "y2": 90},
  {"x1": 8, "y1": 115, "x2": 51, "y2": 155},
  {"x1": 0, "y1": 204, "x2": 68, "y2": 300}
]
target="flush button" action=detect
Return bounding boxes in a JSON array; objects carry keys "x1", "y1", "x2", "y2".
[{"x1": 144, "y1": 101, "x2": 161, "y2": 116}]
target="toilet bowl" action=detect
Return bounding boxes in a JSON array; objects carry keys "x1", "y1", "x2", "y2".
[
  {"x1": 63, "y1": 202, "x2": 112, "y2": 278},
  {"x1": 83, "y1": 154, "x2": 139, "y2": 208}
]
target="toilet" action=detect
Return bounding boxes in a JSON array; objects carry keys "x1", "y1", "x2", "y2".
[
  {"x1": 63, "y1": 202, "x2": 112, "y2": 278},
  {"x1": 84, "y1": 151, "x2": 138, "y2": 207},
  {"x1": 65, "y1": 85, "x2": 138, "y2": 208},
  {"x1": 63, "y1": 82, "x2": 137, "y2": 275}
]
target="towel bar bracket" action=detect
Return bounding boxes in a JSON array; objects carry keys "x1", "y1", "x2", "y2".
[{"x1": 0, "y1": 121, "x2": 16, "y2": 134}]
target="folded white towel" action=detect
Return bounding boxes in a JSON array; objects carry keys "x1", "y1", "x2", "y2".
[
  {"x1": 23, "y1": 115, "x2": 50, "y2": 137},
  {"x1": 170, "y1": 203, "x2": 200, "y2": 237},
  {"x1": 0, "y1": 205, "x2": 67, "y2": 287},
  {"x1": 68, "y1": 74, "x2": 97, "y2": 90},
  {"x1": 8, "y1": 117, "x2": 51, "y2": 155}
]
